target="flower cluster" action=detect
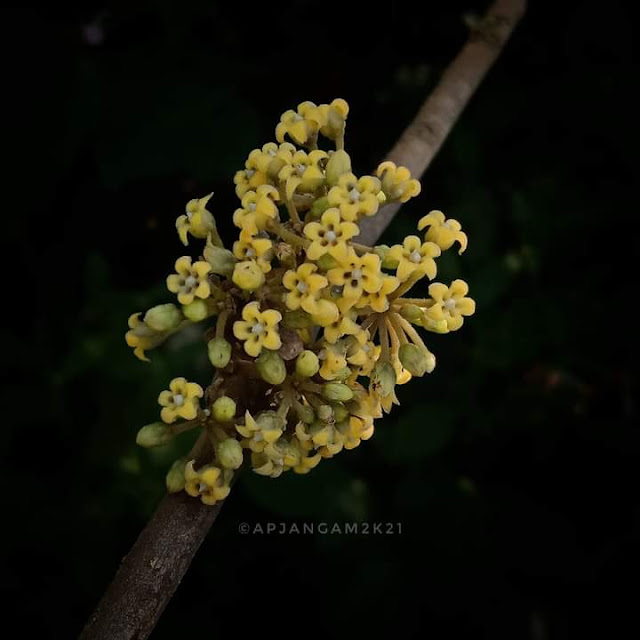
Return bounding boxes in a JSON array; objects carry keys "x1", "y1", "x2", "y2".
[{"x1": 127, "y1": 99, "x2": 475, "y2": 505}]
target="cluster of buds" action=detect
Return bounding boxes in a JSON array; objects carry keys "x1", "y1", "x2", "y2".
[{"x1": 127, "y1": 99, "x2": 475, "y2": 505}]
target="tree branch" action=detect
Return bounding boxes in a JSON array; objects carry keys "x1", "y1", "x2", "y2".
[{"x1": 80, "y1": 1, "x2": 526, "y2": 637}]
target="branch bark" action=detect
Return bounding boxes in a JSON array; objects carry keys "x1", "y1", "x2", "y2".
[{"x1": 80, "y1": 1, "x2": 526, "y2": 637}]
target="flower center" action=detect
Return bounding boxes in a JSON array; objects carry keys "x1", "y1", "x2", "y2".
[
  {"x1": 296, "y1": 282, "x2": 308, "y2": 293},
  {"x1": 325, "y1": 230, "x2": 337, "y2": 243},
  {"x1": 293, "y1": 114, "x2": 304, "y2": 122},
  {"x1": 410, "y1": 250, "x2": 422, "y2": 263},
  {"x1": 173, "y1": 393, "x2": 185, "y2": 407},
  {"x1": 246, "y1": 248, "x2": 256, "y2": 258},
  {"x1": 246, "y1": 169, "x2": 255, "y2": 178},
  {"x1": 351, "y1": 268, "x2": 362, "y2": 280},
  {"x1": 248, "y1": 203, "x2": 256, "y2": 212},
  {"x1": 268, "y1": 148, "x2": 276, "y2": 157},
  {"x1": 443, "y1": 298, "x2": 456, "y2": 311},
  {"x1": 185, "y1": 275, "x2": 197, "y2": 288},
  {"x1": 348, "y1": 187, "x2": 360, "y2": 202},
  {"x1": 251, "y1": 322, "x2": 265, "y2": 335},
  {"x1": 296, "y1": 163, "x2": 306, "y2": 175},
  {"x1": 198, "y1": 482, "x2": 208, "y2": 493}
]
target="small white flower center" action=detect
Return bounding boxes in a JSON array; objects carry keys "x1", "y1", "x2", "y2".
[
  {"x1": 246, "y1": 248, "x2": 256, "y2": 258},
  {"x1": 185, "y1": 275, "x2": 197, "y2": 288},
  {"x1": 348, "y1": 187, "x2": 360, "y2": 202},
  {"x1": 173, "y1": 393, "x2": 185, "y2": 407},
  {"x1": 246, "y1": 169, "x2": 255, "y2": 178},
  {"x1": 444, "y1": 298, "x2": 456, "y2": 311},
  {"x1": 318, "y1": 349, "x2": 327, "y2": 360},
  {"x1": 410, "y1": 251, "x2": 422, "y2": 263},
  {"x1": 293, "y1": 114, "x2": 304, "y2": 122},
  {"x1": 268, "y1": 148, "x2": 276, "y2": 156},
  {"x1": 296, "y1": 163, "x2": 306, "y2": 175},
  {"x1": 351, "y1": 268, "x2": 363, "y2": 280},
  {"x1": 198, "y1": 482, "x2": 208, "y2": 493},
  {"x1": 393, "y1": 187, "x2": 404, "y2": 198},
  {"x1": 325, "y1": 230, "x2": 337, "y2": 243},
  {"x1": 251, "y1": 322, "x2": 265, "y2": 335},
  {"x1": 248, "y1": 203, "x2": 256, "y2": 212},
  {"x1": 296, "y1": 282, "x2": 308, "y2": 293},
  {"x1": 254, "y1": 432, "x2": 264, "y2": 441}
]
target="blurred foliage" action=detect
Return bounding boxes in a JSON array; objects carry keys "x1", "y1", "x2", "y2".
[{"x1": 3, "y1": 1, "x2": 638, "y2": 638}]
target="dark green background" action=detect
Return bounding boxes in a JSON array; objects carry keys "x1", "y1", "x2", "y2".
[{"x1": 3, "y1": 1, "x2": 638, "y2": 637}]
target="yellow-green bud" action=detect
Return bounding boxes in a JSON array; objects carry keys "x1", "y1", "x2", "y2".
[
  {"x1": 380, "y1": 246, "x2": 400, "y2": 269},
  {"x1": 216, "y1": 438, "x2": 244, "y2": 470},
  {"x1": 144, "y1": 304, "x2": 182, "y2": 332},
  {"x1": 136, "y1": 422, "x2": 174, "y2": 448},
  {"x1": 294, "y1": 402, "x2": 315, "y2": 424},
  {"x1": 282, "y1": 310, "x2": 314, "y2": 329},
  {"x1": 372, "y1": 245, "x2": 390, "y2": 265},
  {"x1": 166, "y1": 458, "x2": 187, "y2": 493},
  {"x1": 398, "y1": 343, "x2": 430, "y2": 376},
  {"x1": 332, "y1": 403, "x2": 349, "y2": 423},
  {"x1": 212, "y1": 396, "x2": 236, "y2": 422},
  {"x1": 295, "y1": 350, "x2": 320, "y2": 377},
  {"x1": 399, "y1": 304, "x2": 423, "y2": 324},
  {"x1": 204, "y1": 238, "x2": 236, "y2": 276},
  {"x1": 371, "y1": 360, "x2": 396, "y2": 397},
  {"x1": 317, "y1": 404, "x2": 334, "y2": 423},
  {"x1": 256, "y1": 410, "x2": 284, "y2": 432},
  {"x1": 323, "y1": 382, "x2": 354, "y2": 402},
  {"x1": 325, "y1": 150, "x2": 352, "y2": 186},
  {"x1": 316, "y1": 253, "x2": 340, "y2": 271},
  {"x1": 332, "y1": 366, "x2": 353, "y2": 381},
  {"x1": 256, "y1": 350, "x2": 287, "y2": 385},
  {"x1": 182, "y1": 299, "x2": 209, "y2": 322},
  {"x1": 232, "y1": 260, "x2": 265, "y2": 291},
  {"x1": 309, "y1": 195, "x2": 331, "y2": 219},
  {"x1": 208, "y1": 337, "x2": 232, "y2": 368},
  {"x1": 420, "y1": 315, "x2": 449, "y2": 334}
]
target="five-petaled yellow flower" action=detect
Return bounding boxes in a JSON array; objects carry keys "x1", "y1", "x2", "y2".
[
  {"x1": 184, "y1": 461, "x2": 231, "y2": 505},
  {"x1": 158, "y1": 377, "x2": 203, "y2": 423},
  {"x1": 275, "y1": 106, "x2": 319, "y2": 146},
  {"x1": 166, "y1": 256, "x2": 212, "y2": 305},
  {"x1": 418, "y1": 210, "x2": 468, "y2": 254},
  {"x1": 236, "y1": 411, "x2": 283, "y2": 452},
  {"x1": 304, "y1": 207, "x2": 359, "y2": 262},
  {"x1": 278, "y1": 149, "x2": 328, "y2": 200},
  {"x1": 387, "y1": 236, "x2": 441, "y2": 282},
  {"x1": 327, "y1": 249, "x2": 383, "y2": 310},
  {"x1": 327, "y1": 173, "x2": 381, "y2": 221},
  {"x1": 376, "y1": 161, "x2": 421, "y2": 203},
  {"x1": 282, "y1": 263, "x2": 328, "y2": 314},
  {"x1": 355, "y1": 274, "x2": 400, "y2": 313},
  {"x1": 426, "y1": 280, "x2": 475, "y2": 331},
  {"x1": 233, "y1": 301, "x2": 282, "y2": 357},
  {"x1": 232, "y1": 237, "x2": 273, "y2": 273},
  {"x1": 176, "y1": 193, "x2": 216, "y2": 246},
  {"x1": 232, "y1": 185, "x2": 280, "y2": 239}
]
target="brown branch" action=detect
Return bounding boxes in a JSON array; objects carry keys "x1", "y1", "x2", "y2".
[
  {"x1": 358, "y1": 0, "x2": 527, "y2": 246},
  {"x1": 79, "y1": 1, "x2": 526, "y2": 638}
]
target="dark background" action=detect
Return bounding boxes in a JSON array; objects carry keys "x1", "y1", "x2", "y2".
[{"x1": 3, "y1": 1, "x2": 638, "y2": 638}]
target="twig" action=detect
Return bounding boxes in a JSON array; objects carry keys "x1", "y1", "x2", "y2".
[{"x1": 80, "y1": 2, "x2": 526, "y2": 637}]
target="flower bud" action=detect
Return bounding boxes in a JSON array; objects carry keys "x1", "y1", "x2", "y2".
[
  {"x1": 144, "y1": 303, "x2": 182, "y2": 332},
  {"x1": 212, "y1": 396, "x2": 237, "y2": 422},
  {"x1": 166, "y1": 458, "x2": 187, "y2": 493},
  {"x1": 256, "y1": 410, "x2": 285, "y2": 432},
  {"x1": 317, "y1": 405, "x2": 334, "y2": 423},
  {"x1": 294, "y1": 402, "x2": 315, "y2": 424},
  {"x1": 326, "y1": 150, "x2": 352, "y2": 186},
  {"x1": 216, "y1": 438, "x2": 244, "y2": 470},
  {"x1": 323, "y1": 382, "x2": 354, "y2": 402},
  {"x1": 296, "y1": 350, "x2": 320, "y2": 377},
  {"x1": 380, "y1": 248, "x2": 400, "y2": 270},
  {"x1": 204, "y1": 237, "x2": 236, "y2": 276},
  {"x1": 399, "y1": 304, "x2": 424, "y2": 324},
  {"x1": 256, "y1": 350, "x2": 287, "y2": 385},
  {"x1": 136, "y1": 422, "x2": 174, "y2": 448},
  {"x1": 332, "y1": 366, "x2": 353, "y2": 381},
  {"x1": 316, "y1": 253, "x2": 340, "y2": 271},
  {"x1": 398, "y1": 343, "x2": 429, "y2": 376},
  {"x1": 332, "y1": 403, "x2": 350, "y2": 423},
  {"x1": 282, "y1": 310, "x2": 314, "y2": 329},
  {"x1": 309, "y1": 195, "x2": 331, "y2": 219},
  {"x1": 182, "y1": 299, "x2": 209, "y2": 322},
  {"x1": 208, "y1": 337, "x2": 232, "y2": 368},
  {"x1": 371, "y1": 360, "x2": 396, "y2": 397},
  {"x1": 232, "y1": 260, "x2": 265, "y2": 291}
]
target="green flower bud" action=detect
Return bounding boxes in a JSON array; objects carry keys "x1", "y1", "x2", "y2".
[
  {"x1": 256, "y1": 410, "x2": 285, "y2": 432},
  {"x1": 371, "y1": 360, "x2": 396, "y2": 397},
  {"x1": 323, "y1": 382, "x2": 354, "y2": 402},
  {"x1": 166, "y1": 458, "x2": 187, "y2": 493},
  {"x1": 294, "y1": 402, "x2": 315, "y2": 424},
  {"x1": 203, "y1": 237, "x2": 236, "y2": 276},
  {"x1": 326, "y1": 150, "x2": 352, "y2": 186},
  {"x1": 212, "y1": 396, "x2": 237, "y2": 422},
  {"x1": 208, "y1": 337, "x2": 232, "y2": 368},
  {"x1": 309, "y1": 195, "x2": 331, "y2": 219},
  {"x1": 216, "y1": 438, "x2": 244, "y2": 470},
  {"x1": 398, "y1": 304, "x2": 423, "y2": 324},
  {"x1": 316, "y1": 253, "x2": 340, "y2": 271},
  {"x1": 282, "y1": 310, "x2": 314, "y2": 329},
  {"x1": 381, "y1": 247, "x2": 400, "y2": 269},
  {"x1": 332, "y1": 366, "x2": 353, "y2": 381},
  {"x1": 144, "y1": 303, "x2": 182, "y2": 332},
  {"x1": 332, "y1": 403, "x2": 350, "y2": 423},
  {"x1": 296, "y1": 350, "x2": 320, "y2": 377},
  {"x1": 398, "y1": 343, "x2": 430, "y2": 376},
  {"x1": 317, "y1": 404, "x2": 334, "y2": 423},
  {"x1": 182, "y1": 299, "x2": 209, "y2": 322},
  {"x1": 421, "y1": 316, "x2": 449, "y2": 334},
  {"x1": 256, "y1": 350, "x2": 287, "y2": 385},
  {"x1": 136, "y1": 422, "x2": 174, "y2": 448}
]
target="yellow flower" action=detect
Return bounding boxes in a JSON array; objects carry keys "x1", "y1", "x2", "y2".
[
  {"x1": 232, "y1": 236, "x2": 273, "y2": 273},
  {"x1": 327, "y1": 249, "x2": 383, "y2": 310},
  {"x1": 355, "y1": 274, "x2": 400, "y2": 312},
  {"x1": 386, "y1": 236, "x2": 441, "y2": 282},
  {"x1": 426, "y1": 280, "x2": 476, "y2": 331},
  {"x1": 251, "y1": 439, "x2": 288, "y2": 478},
  {"x1": 310, "y1": 298, "x2": 340, "y2": 327},
  {"x1": 299, "y1": 99, "x2": 349, "y2": 141},
  {"x1": 233, "y1": 165, "x2": 269, "y2": 199},
  {"x1": 283, "y1": 437, "x2": 322, "y2": 474},
  {"x1": 318, "y1": 342, "x2": 348, "y2": 380},
  {"x1": 232, "y1": 185, "x2": 280, "y2": 239},
  {"x1": 275, "y1": 105, "x2": 319, "y2": 146},
  {"x1": 278, "y1": 149, "x2": 328, "y2": 200},
  {"x1": 327, "y1": 173, "x2": 381, "y2": 221},
  {"x1": 282, "y1": 263, "x2": 328, "y2": 314},
  {"x1": 303, "y1": 207, "x2": 359, "y2": 262},
  {"x1": 345, "y1": 335, "x2": 380, "y2": 376},
  {"x1": 184, "y1": 461, "x2": 231, "y2": 505},
  {"x1": 125, "y1": 313, "x2": 170, "y2": 362},
  {"x1": 176, "y1": 193, "x2": 216, "y2": 246},
  {"x1": 323, "y1": 310, "x2": 360, "y2": 344},
  {"x1": 233, "y1": 301, "x2": 282, "y2": 357},
  {"x1": 158, "y1": 377, "x2": 203, "y2": 423},
  {"x1": 418, "y1": 210, "x2": 468, "y2": 254},
  {"x1": 232, "y1": 260, "x2": 265, "y2": 291},
  {"x1": 236, "y1": 411, "x2": 283, "y2": 453},
  {"x1": 166, "y1": 256, "x2": 212, "y2": 305},
  {"x1": 376, "y1": 161, "x2": 421, "y2": 203}
]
